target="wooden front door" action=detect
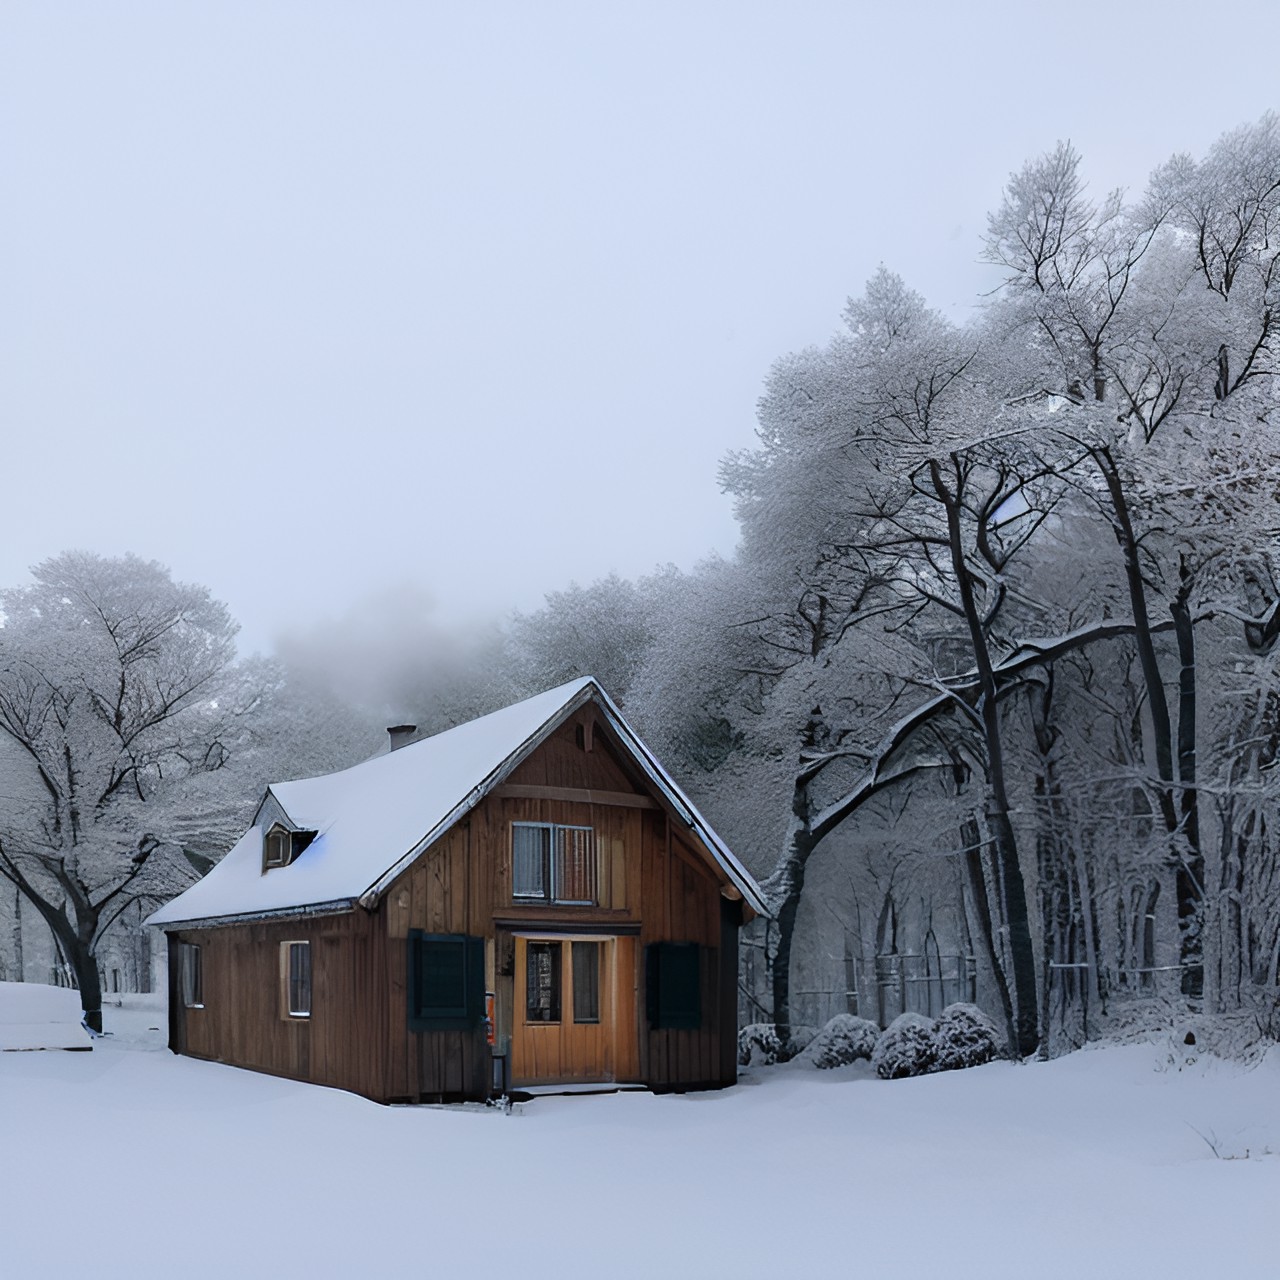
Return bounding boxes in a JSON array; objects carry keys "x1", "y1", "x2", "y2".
[{"x1": 511, "y1": 935, "x2": 636, "y2": 1086}]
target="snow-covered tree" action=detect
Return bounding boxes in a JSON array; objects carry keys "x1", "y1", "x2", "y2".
[{"x1": 0, "y1": 553, "x2": 254, "y2": 1028}]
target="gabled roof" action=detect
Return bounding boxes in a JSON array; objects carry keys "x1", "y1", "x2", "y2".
[{"x1": 147, "y1": 678, "x2": 767, "y2": 928}]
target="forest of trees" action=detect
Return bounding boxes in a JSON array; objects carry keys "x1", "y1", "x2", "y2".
[{"x1": 3, "y1": 114, "x2": 1277, "y2": 1055}]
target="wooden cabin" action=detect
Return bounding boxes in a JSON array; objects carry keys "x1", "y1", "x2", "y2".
[{"x1": 148, "y1": 678, "x2": 766, "y2": 1103}]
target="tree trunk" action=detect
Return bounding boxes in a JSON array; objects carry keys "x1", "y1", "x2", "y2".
[
  {"x1": 963, "y1": 822, "x2": 1016, "y2": 1047},
  {"x1": 931, "y1": 456, "x2": 1039, "y2": 1056},
  {"x1": 768, "y1": 822, "x2": 816, "y2": 1051},
  {"x1": 1092, "y1": 445, "x2": 1204, "y2": 990},
  {"x1": 1093, "y1": 446, "x2": 1178, "y2": 827},
  {"x1": 1029, "y1": 675, "x2": 1068, "y2": 1047},
  {"x1": 1171, "y1": 556, "x2": 1203, "y2": 996},
  {"x1": 1, "y1": 863, "x2": 105, "y2": 1032},
  {"x1": 1075, "y1": 845, "x2": 1105, "y2": 1019},
  {"x1": 9, "y1": 882, "x2": 22, "y2": 981},
  {"x1": 988, "y1": 806, "x2": 1039, "y2": 1056},
  {"x1": 70, "y1": 945, "x2": 104, "y2": 1033},
  {"x1": 766, "y1": 724, "x2": 819, "y2": 1051}
]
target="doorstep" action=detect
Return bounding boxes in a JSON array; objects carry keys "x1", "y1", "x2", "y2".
[{"x1": 508, "y1": 1081, "x2": 648, "y2": 1099}]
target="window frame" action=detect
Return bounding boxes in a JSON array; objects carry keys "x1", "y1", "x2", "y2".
[
  {"x1": 263, "y1": 824, "x2": 292, "y2": 871},
  {"x1": 511, "y1": 822, "x2": 597, "y2": 906},
  {"x1": 279, "y1": 940, "x2": 311, "y2": 1020},
  {"x1": 179, "y1": 941, "x2": 203, "y2": 1009},
  {"x1": 524, "y1": 939, "x2": 563, "y2": 1024}
]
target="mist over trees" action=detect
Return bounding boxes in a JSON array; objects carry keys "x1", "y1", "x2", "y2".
[{"x1": 4, "y1": 113, "x2": 1277, "y2": 1058}]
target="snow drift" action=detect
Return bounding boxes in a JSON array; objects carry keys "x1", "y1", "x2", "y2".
[{"x1": 0, "y1": 982, "x2": 92, "y2": 1052}]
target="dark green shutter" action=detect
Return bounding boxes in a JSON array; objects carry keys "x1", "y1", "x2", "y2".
[
  {"x1": 408, "y1": 932, "x2": 485, "y2": 1031},
  {"x1": 646, "y1": 942, "x2": 702, "y2": 1030}
]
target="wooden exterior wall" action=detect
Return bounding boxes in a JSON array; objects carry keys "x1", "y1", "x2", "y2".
[
  {"x1": 168, "y1": 708, "x2": 745, "y2": 1102},
  {"x1": 167, "y1": 909, "x2": 390, "y2": 1099}
]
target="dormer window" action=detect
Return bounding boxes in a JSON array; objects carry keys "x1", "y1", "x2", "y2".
[
  {"x1": 262, "y1": 825, "x2": 316, "y2": 872},
  {"x1": 264, "y1": 825, "x2": 292, "y2": 869}
]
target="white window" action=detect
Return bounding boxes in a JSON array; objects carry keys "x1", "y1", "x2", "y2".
[
  {"x1": 512, "y1": 823, "x2": 596, "y2": 905},
  {"x1": 280, "y1": 941, "x2": 311, "y2": 1018},
  {"x1": 179, "y1": 942, "x2": 203, "y2": 1008}
]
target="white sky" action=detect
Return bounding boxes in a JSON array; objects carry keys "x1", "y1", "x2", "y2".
[{"x1": 3, "y1": 1, "x2": 1276, "y2": 653}]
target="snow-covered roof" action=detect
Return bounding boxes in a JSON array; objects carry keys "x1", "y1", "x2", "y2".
[{"x1": 148, "y1": 678, "x2": 767, "y2": 928}]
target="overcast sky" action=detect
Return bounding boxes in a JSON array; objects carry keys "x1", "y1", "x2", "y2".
[{"x1": 3, "y1": 1, "x2": 1276, "y2": 654}]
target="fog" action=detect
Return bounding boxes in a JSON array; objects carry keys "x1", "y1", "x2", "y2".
[{"x1": 3, "y1": 0, "x2": 1275, "y2": 655}]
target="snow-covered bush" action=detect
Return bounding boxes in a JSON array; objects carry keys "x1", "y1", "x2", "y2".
[
  {"x1": 797, "y1": 1014, "x2": 880, "y2": 1069},
  {"x1": 738, "y1": 1023, "x2": 783, "y2": 1066},
  {"x1": 737, "y1": 1022, "x2": 820, "y2": 1066},
  {"x1": 933, "y1": 1003, "x2": 1002, "y2": 1070},
  {"x1": 872, "y1": 1012, "x2": 938, "y2": 1079}
]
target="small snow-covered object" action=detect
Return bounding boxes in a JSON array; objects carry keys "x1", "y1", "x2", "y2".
[
  {"x1": 738, "y1": 1023, "x2": 783, "y2": 1067},
  {"x1": 933, "y1": 1003, "x2": 1002, "y2": 1071},
  {"x1": 872, "y1": 1012, "x2": 938, "y2": 1079},
  {"x1": 0, "y1": 982, "x2": 93, "y2": 1052},
  {"x1": 799, "y1": 1014, "x2": 879, "y2": 1069}
]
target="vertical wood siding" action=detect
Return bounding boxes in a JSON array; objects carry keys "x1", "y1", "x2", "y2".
[
  {"x1": 170, "y1": 910, "x2": 387, "y2": 1098},
  {"x1": 637, "y1": 823, "x2": 731, "y2": 1090},
  {"x1": 381, "y1": 822, "x2": 489, "y2": 1101}
]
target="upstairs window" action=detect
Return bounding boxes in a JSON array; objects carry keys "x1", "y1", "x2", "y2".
[{"x1": 512, "y1": 823, "x2": 596, "y2": 905}]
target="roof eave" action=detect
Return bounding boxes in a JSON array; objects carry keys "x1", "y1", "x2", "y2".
[{"x1": 148, "y1": 898, "x2": 358, "y2": 932}]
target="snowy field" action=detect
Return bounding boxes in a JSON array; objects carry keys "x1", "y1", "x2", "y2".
[{"x1": 4, "y1": 996, "x2": 1280, "y2": 1279}]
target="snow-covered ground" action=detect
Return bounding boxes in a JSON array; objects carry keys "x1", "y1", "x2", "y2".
[{"x1": 4, "y1": 994, "x2": 1279, "y2": 1278}]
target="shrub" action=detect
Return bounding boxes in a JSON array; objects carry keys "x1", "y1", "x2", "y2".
[
  {"x1": 933, "y1": 1003, "x2": 1002, "y2": 1071},
  {"x1": 798, "y1": 1014, "x2": 880, "y2": 1069},
  {"x1": 871, "y1": 1012, "x2": 939, "y2": 1079},
  {"x1": 738, "y1": 1023, "x2": 783, "y2": 1067}
]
